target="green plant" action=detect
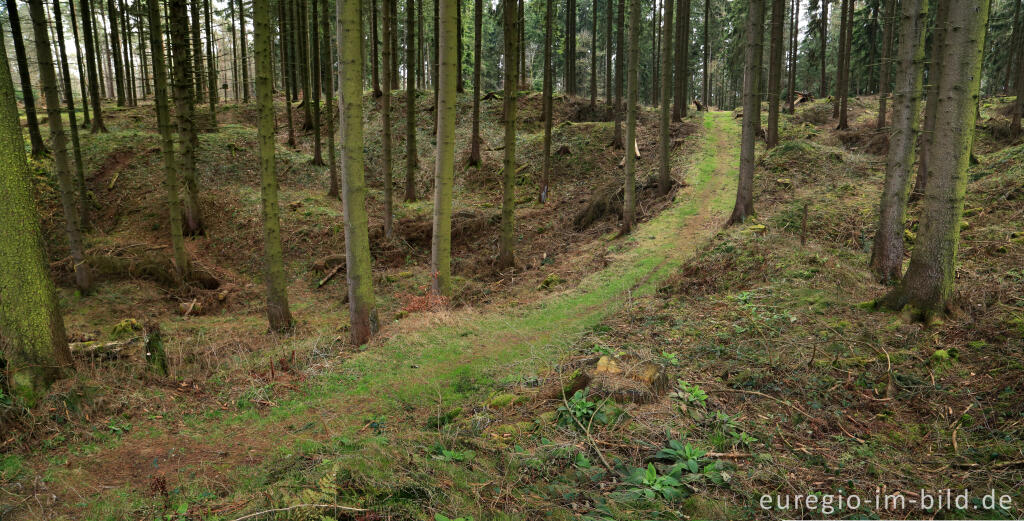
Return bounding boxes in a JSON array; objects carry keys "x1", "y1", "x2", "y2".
[
  {"x1": 557, "y1": 390, "x2": 611, "y2": 428},
  {"x1": 435, "y1": 515, "x2": 474, "y2": 521},
  {"x1": 622, "y1": 463, "x2": 686, "y2": 500},
  {"x1": 670, "y1": 380, "x2": 708, "y2": 408},
  {"x1": 655, "y1": 440, "x2": 707, "y2": 473},
  {"x1": 729, "y1": 430, "x2": 758, "y2": 448},
  {"x1": 661, "y1": 351, "x2": 680, "y2": 366},
  {"x1": 432, "y1": 447, "x2": 475, "y2": 462}
]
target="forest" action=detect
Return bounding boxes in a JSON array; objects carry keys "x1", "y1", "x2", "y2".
[{"x1": 1, "y1": 0, "x2": 1022, "y2": 518}]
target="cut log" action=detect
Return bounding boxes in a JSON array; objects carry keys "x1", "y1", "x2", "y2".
[{"x1": 617, "y1": 139, "x2": 642, "y2": 168}]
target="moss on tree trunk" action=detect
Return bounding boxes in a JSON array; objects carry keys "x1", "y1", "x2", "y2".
[{"x1": 431, "y1": 0, "x2": 457, "y2": 296}]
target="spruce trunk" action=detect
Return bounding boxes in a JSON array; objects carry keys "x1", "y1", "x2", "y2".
[
  {"x1": 497, "y1": 0, "x2": 518, "y2": 268},
  {"x1": 727, "y1": 0, "x2": 764, "y2": 225}
]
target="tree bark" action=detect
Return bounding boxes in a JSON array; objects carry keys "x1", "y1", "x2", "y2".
[
  {"x1": 240, "y1": 0, "x2": 250, "y2": 102},
  {"x1": 0, "y1": 31, "x2": 72, "y2": 392},
  {"x1": 382, "y1": 0, "x2": 394, "y2": 237},
  {"x1": 883, "y1": 0, "x2": 990, "y2": 318},
  {"x1": 51, "y1": 0, "x2": 90, "y2": 230},
  {"x1": 672, "y1": 0, "x2": 688, "y2": 120},
  {"x1": 145, "y1": 0, "x2": 188, "y2": 280},
  {"x1": 230, "y1": 0, "x2": 239, "y2": 99},
  {"x1": 876, "y1": 0, "x2": 896, "y2": 128},
  {"x1": 497, "y1": 0, "x2": 518, "y2": 268},
  {"x1": 786, "y1": 0, "x2": 798, "y2": 114},
  {"x1": 702, "y1": 0, "x2": 709, "y2": 106},
  {"x1": 566, "y1": 0, "x2": 576, "y2": 96},
  {"x1": 540, "y1": 0, "x2": 554, "y2": 203},
  {"x1": 299, "y1": 0, "x2": 312, "y2": 126},
  {"x1": 766, "y1": 0, "x2": 784, "y2": 148},
  {"x1": 205, "y1": 0, "x2": 218, "y2": 128},
  {"x1": 254, "y1": 0, "x2": 294, "y2": 331},
  {"x1": 69, "y1": 0, "x2": 91, "y2": 127},
  {"x1": 915, "y1": 0, "x2": 949, "y2": 193},
  {"x1": 431, "y1": 0, "x2": 457, "y2": 295},
  {"x1": 371, "y1": 0, "x2": 382, "y2": 96},
  {"x1": 606, "y1": 0, "x2": 613, "y2": 103},
  {"x1": 6, "y1": 0, "x2": 49, "y2": 156},
  {"x1": 468, "y1": 0, "x2": 483, "y2": 166},
  {"x1": 311, "y1": 0, "x2": 324, "y2": 165},
  {"x1": 833, "y1": 0, "x2": 847, "y2": 118},
  {"x1": 106, "y1": 0, "x2": 126, "y2": 105},
  {"x1": 819, "y1": 0, "x2": 828, "y2": 98},
  {"x1": 657, "y1": 0, "x2": 674, "y2": 194},
  {"x1": 622, "y1": 0, "x2": 640, "y2": 233},
  {"x1": 727, "y1": 0, "x2": 764, "y2": 225},
  {"x1": 321, "y1": 0, "x2": 338, "y2": 199},
  {"x1": 612, "y1": 0, "x2": 624, "y2": 147},
  {"x1": 338, "y1": 0, "x2": 380, "y2": 345},
  {"x1": 406, "y1": 0, "x2": 419, "y2": 201},
  {"x1": 869, "y1": 0, "x2": 927, "y2": 284},
  {"x1": 169, "y1": 0, "x2": 203, "y2": 235},
  {"x1": 190, "y1": 0, "x2": 205, "y2": 104}
]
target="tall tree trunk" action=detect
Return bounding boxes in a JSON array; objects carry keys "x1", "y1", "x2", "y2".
[
  {"x1": 170, "y1": 0, "x2": 203, "y2": 235},
  {"x1": 653, "y1": 0, "x2": 660, "y2": 105},
  {"x1": 338, "y1": 0, "x2": 380, "y2": 345},
  {"x1": 51, "y1": 0, "x2": 90, "y2": 230},
  {"x1": 468, "y1": 0, "x2": 482, "y2": 165},
  {"x1": 28, "y1": 0, "x2": 93, "y2": 293},
  {"x1": 190, "y1": 1, "x2": 205, "y2": 104},
  {"x1": 518, "y1": 0, "x2": 525, "y2": 88},
  {"x1": 371, "y1": 0, "x2": 382, "y2": 96},
  {"x1": 820, "y1": 0, "x2": 828, "y2": 97},
  {"x1": 138, "y1": 5, "x2": 149, "y2": 99},
  {"x1": 253, "y1": 0, "x2": 294, "y2": 331},
  {"x1": 6, "y1": 0, "x2": 49, "y2": 157},
  {"x1": 540, "y1": 0, "x2": 554, "y2": 203},
  {"x1": 240, "y1": 0, "x2": 250, "y2": 101},
  {"x1": 321, "y1": 0, "x2": 338, "y2": 199},
  {"x1": 81, "y1": 0, "x2": 107, "y2": 130},
  {"x1": 622, "y1": 0, "x2": 640, "y2": 232},
  {"x1": 566, "y1": 0, "x2": 576, "y2": 96},
  {"x1": 497, "y1": 0, "x2": 518, "y2": 268},
  {"x1": 702, "y1": 0, "x2": 709, "y2": 106},
  {"x1": 433, "y1": 0, "x2": 439, "y2": 99},
  {"x1": 382, "y1": 0, "x2": 394, "y2": 237},
  {"x1": 882, "y1": 0, "x2": 990, "y2": 318},
  {"x1": 457, "y1": 0, "x2": 464, "y2": 92},
  {"x1": 145, "y1": 0, "x2": 188, "y2": 279},
  {"x1": 299, "y1": 0, "x2": 312, "y2": 126},
  {"x1": 431, "y1": 0, "x2": 457, "y2": 295},
  {"x1": 406, "y1": 0, "x2": 419, "y2": 200},
  {"x1": 657, "y1": 0, "x2": 674, "y2": 194},
  {"x1": 280, "y1": 0, "x2": 295, "y2": 147},
  {"x1": 106, "y1": 0, "x2": 126, "y2": 105},
  {"x1": 612, "y1": 0, "x2": 624, "y2": 147},
  {"x1": 833, "y1": 0, "x2": 847, "y2": 118},
  {"x1": 590, "y1": 0, "x2": 598, "y2": 105},
  {"x1": 205, "y1": 0, "x2": 218, "y2": 128},
  {"x1": 122, "y1": 1, "x2": 137, "y2": 105},
  {"x1": 229, "y1": 0, "x2": 239, "y2": 99},
  {"x1": 69, "y1": 0, "x2": 91, "y2": 127},
  {"x1": 311, "y1": 0, "x2": 324, "y2": 165},
  {"x1": 727, "y1": 0, "x2": 764, "y2": 225},
  {"x1": 837, "y1": 0, "x2": 853, "y2": 128},
  {"x1": 786, "y1": 0, "x2": 798, "y2": 114},
  {"x1": 605, "y1": 0, "x2": 613, "y2": 103},
  {"x1": 915, "y1": 0, "x2": 948, "y2": 193},
  {"x1": 418, "y1": 0, "x2": 424, "y2": 88},
  {"x1": 876, "y1": 0, "x2": 896, "y2": 128},
  {"x1": 869, "y1": 0, "x2": 927, "y2": 283},
  {"x1": 390, "y1": 0, "x2": 399, "y2": 89},
  {"x1": 766, "y1": 0, "x2": 783, "y2": 148},
  {"x1": 672, "y1": 0, "x2": 688, "y2": 120},
  {"x1": 0, "y1": 32, "x2": 72, "y2": 392}
]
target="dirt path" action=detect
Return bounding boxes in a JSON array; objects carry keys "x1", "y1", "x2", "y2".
[{"x1": 26, "y1": 112, "x2": 742, "y2": 520}]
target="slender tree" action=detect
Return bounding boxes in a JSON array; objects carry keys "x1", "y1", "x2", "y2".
[
  {"x1": 869, "y1": 0, "x2": 928, "y2": 283},
  {"x1": 497, "y1": 0, "x2": 518, "y2": 268},
  {"x1": 916, "y1": 0, "x2": 949, "y2": 192},
  {"x1": 190, "y1": 1, "x2": 205, "y2": 104},
  {"x1": 338, "y1": 0, "x2": 380, "y2": 344},
  {"x1": 727, "y1": 0, "x2": 764, "y2": 225},
  {"x1": 106, "y1": 0, "x2": 126, "y2": 105},
  {"x1": 819, "y1": 0, "x2": 828, "y2": 97},
  {"x1": 405, "y1": 0, "x2": 418, "y2": 201},
  {"x1": 299, "y1": 0, "x2": 312, "y2": 126},
  {"x1": 311, "y1": 0, "x2": 324, "y2": 165},
  {"x1": 766, "y1": 0, "x2": 784, "y2": 148},
  {"x1": 622, "y1": 0, "x2": 640, "y2": 232},
  {"x1": 882, "y1": 0, "x2": 990, "y2": 318},
  {"x1": 876, "y1": 0, "x2": 896, "y2": 128},
  {"x1": 6, "y1": 0, "x2": 49, "y2": 157},
  {"x1": 169, "y1": 0, "x2": 203, "y2": 235},
  {"x1": 120, "y1": 0, "x2": 136, "y2": 105},
  {"x1": 69, "y1": 0, "x2": 91, "y2": 128},
  {"x1": 0, "y1": 31, "x2": 72, "y2": 393},
  {"x1": 540, "y1": 0, "x2": 554, "y2": 203},
  {"x1": 382, "y1": 0, "x2": 394, "y2": 237},
  {"x1": 230, "y1": 0, "x2": 240, "y2": 98},
  {"x1": 205, "y1": 0, "x2": 218, "y2": 128},
  {"x1": 590, "y1": 0, "x2": 598, "y2": 106},
  {"x1": 240, "y1": 0, "x2": 250, "y2": 102},
  {"x1": 468, "y1": 0, "x2": 482, "y2": 166},
  {"x1": 612, "y1": 0, "x2": 624, "y2": 147},
  {"x1": 279, "y1": 0, "x2": 296, "y2": 147},
  {"x1": 145, "y1": 0, "x2": 188, "y2": 278},
  {"x1": 657, "y1": 0, "x2": 673, "y2": 194},
  {"x1": 28, "y1": 0, "x2": 93, "y2": 293},
  {"x1": 605, "y1": 0, "x2": 613, "y2": 103},
  {"x1": 565, "y1": 0, "x2": 576, "y2": 95},
  {"x1": 253, "y1": 0, "x2": 294, "y2": 331},
  {"x1": 702, "y1": 0, "x2": 709, "y2": 106},
  {"x1": 51, "y1": 0, "x2": 90, "y2": 229},
  {"x1": 457, "y1": 0, "x2": 463, "y2": 92},
  {"x1": 834, "y1": 0, "x2": 852, "y2": 127},
  {"x1": 786, "y1": 0, "x2": 798, "y2": 114},
  {"x1": 371, "y1": 0, "x2": 382, "y2": 96},
  {"x1": 672, "y1": 0, "x2": 688, "y2": 120},
  {"x1": 321, "y1": 0, "x2": 339, "y2": 199},
  {"x1": 431, "y1": 0, "x2": 457, "y2": 294}
]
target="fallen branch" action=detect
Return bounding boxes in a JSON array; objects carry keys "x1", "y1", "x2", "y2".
[
  {"x1": 317, "y1": 262, "x2": 345, "y2": 287},
  {"x1": 227, "y1": 504, "x2": 366, "y2": 521},
  {"x1": 713, "y1": 388, "x2": 811, "y2": 418}
]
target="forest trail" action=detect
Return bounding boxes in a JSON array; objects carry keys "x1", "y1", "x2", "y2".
[{"x1": 47, "y1": 112, "x2": 740, "y2": 517}]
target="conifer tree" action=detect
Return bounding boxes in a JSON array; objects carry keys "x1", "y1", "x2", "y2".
[
  {"x1": 405, "y1": 0, "x2": 419, "y2": 201},
  {"x1": 497, "y1": 0, "x2": 518, "y2": 268},
  {"x1": 169, "y1": 0, "x2": 204, "y2": 235},
  {"x1": 431, "y1": 0, "x2": 457, "y2": 295},
  {"x1": 622, "y1": 0, "x2": 640, "y2": 233},
  {"x1": 468, "y1": 0, "x2": 483, "y2": 166},
  {"x1": 51, "y1": 0, "x2": 90, "y2": 229},
  {"x1": 727, "y1": 0, "x2": 764, "y2": 225},
  {"x1": 657, "y1": 0, "x2": 673, "y2": 195},
  {"x1": 539, "y1": 0, "x2": 554, "y2": 203},
  {"x1": 382, "y1": 0, "x2": 395, "y2": 237},
  {"x1": 766, "y1": 0, "x2": 784, "y2": 148},
  {"x1": 6, "y1": 0, "x2": 49, "y2": 157}
]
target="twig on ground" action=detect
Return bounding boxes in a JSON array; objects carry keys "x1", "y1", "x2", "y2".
[{"x1": 227, "y1": 503, "x2": 366, "y2": 521}]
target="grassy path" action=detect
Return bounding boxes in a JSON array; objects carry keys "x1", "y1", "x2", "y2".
[{"x1": 39, "y1": 112, "x2": 741, "y2": 519}]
